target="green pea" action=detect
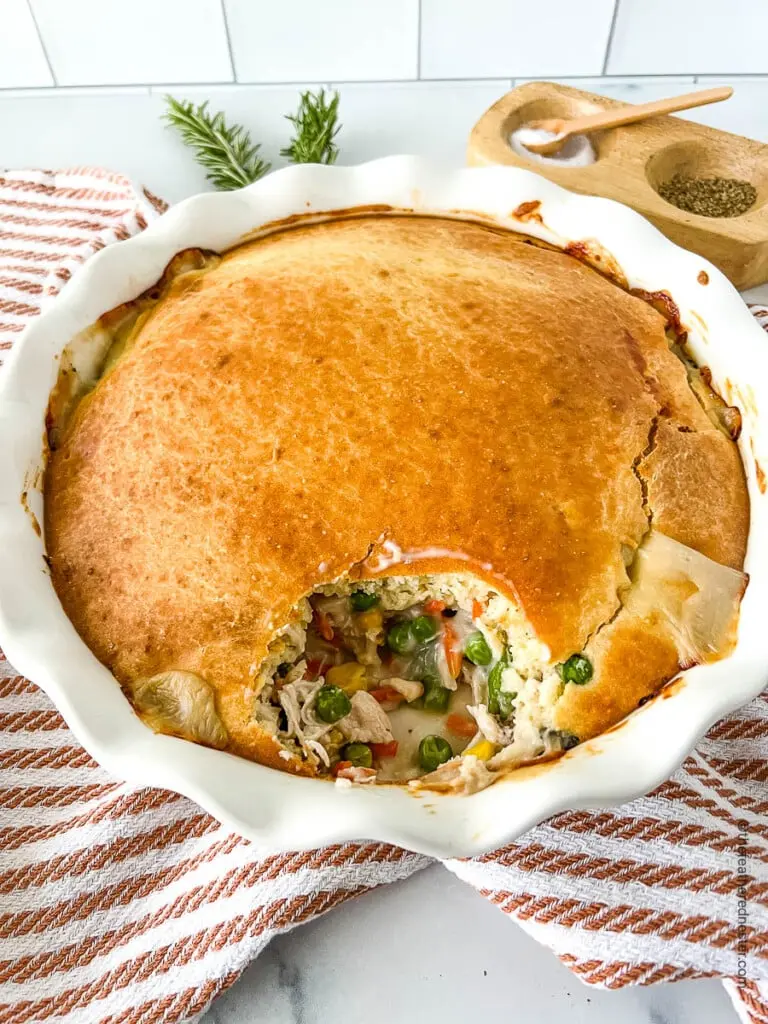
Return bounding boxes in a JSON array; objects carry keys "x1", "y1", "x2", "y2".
[
  {"x1": 411, "y1": 615, "x2": 438, "y2": 643},
  {"x1": 557, "y1": 654, "x2": 593, "y2": 686},
  {"x1": 315, "y1": 685, "x2": 352, "y2": 723},
  {"x1": 343, "y1": 742, "x2": 373, "y2": 768},
  {"x1": 464, "y1": 631, "x2": 492, "y2": 666},
  {"x1": 350, "y1": 590, "x2": 378, "y2": 612},
  {"x1": 488, "y1": 649, "x2": 515, "y2": 719},
  {"x1": 418, "y1": 734, "x2": 453, "y2": 772},
  {"x1": 387, "y1": 620, "x2": 416, "y2": 654}
]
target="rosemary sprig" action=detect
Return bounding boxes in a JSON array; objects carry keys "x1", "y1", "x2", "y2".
[
  {"x1": 281, "y1": 89, "x2": 341, "y2": 165},
  {"x1": 163, "y1": 96, "x2": 271, "y2": 191}
]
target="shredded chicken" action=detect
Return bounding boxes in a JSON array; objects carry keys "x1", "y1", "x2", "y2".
[
  {"x1": 469, "y1": 703, "x2": 515, "y2": 746},
  {"x1": 355, "y1": 636, "x2": 383, "y2": 668},
  {"x1": 306, "y1": 739, "x2": 331, "y2": 767},
  {"x1": 284, "y1": 659, "x2": 308, "y2": 685},
  {"x1": 278, "y1": 677, "x2": 333, "y2": 765},
  {"x1": 410, "y1": 755, "x2": 493, "y2": 795},
  {"x1": 386, "y1": 677, "x2": 424, "y2": 702},
  {"x1": 313, "y1": 594, "x2": 352, "y2": 629},
  {"x1": 463, "y1": 663, "x2": 487, "y2": 705},
  {"x1": 254, "y1": 684, "x2": 281, "y2": 733},
  {"x1": 338, "y1": 691, "x2": 395, "y2": 743}
]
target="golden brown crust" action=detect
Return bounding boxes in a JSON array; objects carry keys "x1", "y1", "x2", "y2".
[
  {"x1": 553, "y1": 612, "x2": 681, "y2": 741},
  {"x1": 44, "y1": 215, "x2": 749, "y2": 766},
  {"x1": 639, "y1": 419, "x2": 749, "y2": 570}
]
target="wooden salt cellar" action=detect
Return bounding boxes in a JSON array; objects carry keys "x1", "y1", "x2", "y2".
[{"x1": 467, "y1": 81, "x2": 768, "y2": 289}]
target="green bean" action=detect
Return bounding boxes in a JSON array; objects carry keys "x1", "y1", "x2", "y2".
[
  {"x1": 488, "y1": 649, "x2": 515, "y2": 719},
  {"x1": 464, "y1": 632, "x2": 492, "y2": 666},
  {"x1": 423, "y1": 677, "x2": 451, "y2": 713}
]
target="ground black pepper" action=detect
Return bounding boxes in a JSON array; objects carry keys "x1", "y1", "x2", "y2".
[{"x1": 658, "y1": 173, "x2": 757, "y2": 218}]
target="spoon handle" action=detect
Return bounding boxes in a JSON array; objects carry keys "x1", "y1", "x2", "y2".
[{"x1": 547, "y1": 86, "x2": 733, "y2": 137}]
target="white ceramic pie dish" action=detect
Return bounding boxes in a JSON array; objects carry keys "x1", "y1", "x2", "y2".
[{"x1": 0, "y1": 156, "x2": 766, "y2": 858}]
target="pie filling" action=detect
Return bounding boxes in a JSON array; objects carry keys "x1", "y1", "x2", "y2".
[
  {"x1": 242, "y1": 523, "x2": 744, "y2": 792},
  {"x1": 252, "y1": 575, "x2": 571, "y2": 790}
]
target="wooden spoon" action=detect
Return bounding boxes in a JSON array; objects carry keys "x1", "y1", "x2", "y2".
[{"x1": 522, "y1": 86, "x2": 733, "y2": 155}]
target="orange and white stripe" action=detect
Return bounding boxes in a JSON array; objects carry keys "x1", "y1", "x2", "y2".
[{"x1": 0, "y1": 168, "x2": 765, "y2": 1024}]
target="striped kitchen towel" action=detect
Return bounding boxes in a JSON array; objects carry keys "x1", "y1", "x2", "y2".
[{"x1": 0, "y1": 168, "x2": 766, "y2": 1024}]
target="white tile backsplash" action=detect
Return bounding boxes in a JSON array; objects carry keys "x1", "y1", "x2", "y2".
[
  {"x1": 0, "y1": 90, "x2": 195, "y2": 193},
  {"x1": 2, "y1": 0, "x2": 768, "y2": 118},
  {"x1": 607, "y1": 0, "x2": 768, "y2": 75},
  {"x1": 332, "y1": 80, "x2": 511, "y2": 166},
  {"x1": 29, "y1": 0, "x2": 233, "y2": 86},
  {"x1": 0, "y1": 0, "x2": 53, "y2": 88},
  {"x1": 224, "y1": 0, "x2": 418, "y2": 83},
  {"x1": 681, "y1": 77, "x2": 768, "y2": 144},
  {"x1": 420, "y1": 0, "x2": 616, "y2": 79},
  {"x1": 518, "y1": 76, "x2": 698, "y2": 104}
]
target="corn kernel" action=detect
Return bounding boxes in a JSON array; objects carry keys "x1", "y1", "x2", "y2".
[
  {"x1": 356, "y1": 607, "x2": 383, "y2": 632},
  {"x1": 463, "y1": 740, "x2": 496, "y2": 762},
  {"x1": 329, "y1": 728, "x2": 345, "y2": 746},
  {"x1": 325, "y1": 662, "x2": 368, "y2": 693}
]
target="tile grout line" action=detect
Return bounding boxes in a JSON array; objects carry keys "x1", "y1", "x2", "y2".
[
  {"x1": 24, "y1": 0, "x2": 57, "y2": 87},
  {"x1": 601, "y1": 0, "x2": 621, "y2": 76},
  {"x1": 0, "y1": 74, "x2": 766, "y2": 95},
  {"x1": 218, "y1": 0, "x2": 237, "y2": 84}
]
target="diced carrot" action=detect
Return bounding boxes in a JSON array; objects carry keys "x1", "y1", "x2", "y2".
[
  {"x1": 332, "y1": 760, "x2": 352, "y2": 777},
  {"x1": 371, "y1": 740, "x2": 399, "y2": 758},
  {"x1": 314, "y1": 609, "x2": 334, "y2": 643},
  {"x1": 370, "y1": 686, "x2": 405, "y2": 704},
  {"x1": 446, "y1": 713, "x2": 477, "y2": 738},
  {"x1": 472, "y1": 599, "x2": 486, "y2": 620},
  {"x1": 425, "y1": 599, "x2": 446, "y2": 614},
  {"x1": 442, "y1": 623, "x2": 463, "y2": 678},
  {"x1": 305, "y1": 658, "x2": 328, "y2": 680}
]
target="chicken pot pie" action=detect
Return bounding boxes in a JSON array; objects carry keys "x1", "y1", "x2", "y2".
[{"x1": 44, "y1": 215, "x2": 749, "y2": 794}]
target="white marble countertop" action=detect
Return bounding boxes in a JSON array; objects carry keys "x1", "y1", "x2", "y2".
[
  {"x1": 204, "y1": 867, "x2": 738, "y2": 1024},
  {"x1": 3, "y1": 77, "x2": 763, "y2": 1023}
]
